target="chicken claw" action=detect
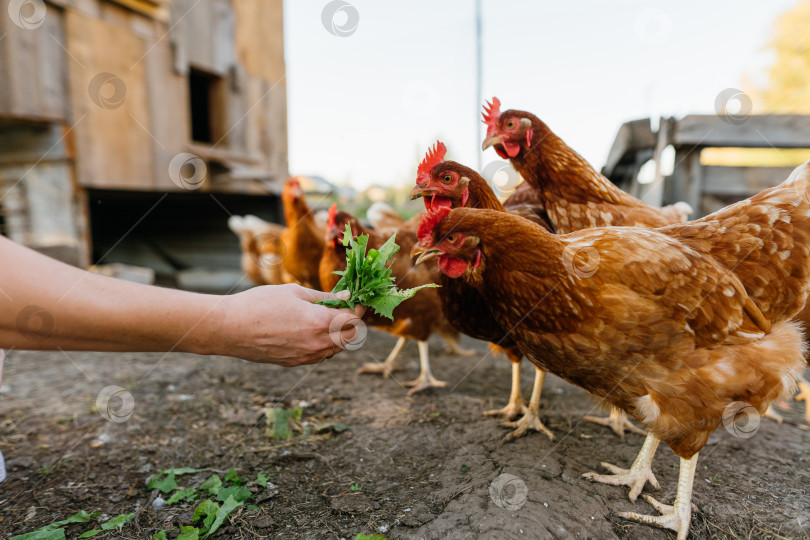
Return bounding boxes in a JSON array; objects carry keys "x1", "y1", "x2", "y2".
[
  {"x1": 356, "y1": 336, "x2": 406, "y2": 378},
  {"x1": 447, "y1": 346, "x2": 477, "y2": 357},
  {"x1": 356, "y1": 362, "x2": 402, "y2": 378},
  {"x1": 617, "y1": 452, "x2": 699, "y2": 540},
  {"x1": 582, "y1": 432, "x2": 660, "y2": 501},
  {"x1": 404, "y1": 373, "x2": 448, "y2": 395},
  {"x1": 763, "y1": 404, "x2": 784, "y2": 424},
  {"x1": 484, "y1": 361, "x2": 526, "y2": 420},
  {"x1": 795, "y1": 378, "x2": 810, "y2": 422},
  {"x1": 404, "y1": 341, "x2": 447, "y2": 395},
  {"x1": 484, "y1": 400, "x2": 527, "y2": 420},
  {"x1": 583, "y1": 407, "x2": 645, "y2": 438},
  {"x1": 502, "y1": 408, "x2": 554, "y2": 441},
  {"x1": 502, "y1": 368, "x2": 554, "y2": 441}
]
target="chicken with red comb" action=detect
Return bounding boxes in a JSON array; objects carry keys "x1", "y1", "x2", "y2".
[
  {"x1": 320, "y1": 204, "x2": 472, "y2": 394},
  {"x1": 411, "y1": 142, "x2": 555, "y2": 440},
  {"x1": 480, "y1": 98, "x2": 700, "y2": 437},
  {"x1": 415, "y1": 161, "x2": 810, "y2": 539}
]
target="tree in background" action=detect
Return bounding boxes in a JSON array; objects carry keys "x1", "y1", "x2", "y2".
[
  {"x1": 704, "y1": 1, "x2": 810, "y2": 168},
  {"x1": 761, "y1": 0, "x2": 810, "y2": 113}
]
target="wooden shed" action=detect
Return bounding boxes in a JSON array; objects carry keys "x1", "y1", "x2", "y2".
[
  {"x1": 602, "y1": 114, "x2": 810, "y2": 218},
  {"x1": 0, "y1": 0, "x2": 288, "y2": 284}
]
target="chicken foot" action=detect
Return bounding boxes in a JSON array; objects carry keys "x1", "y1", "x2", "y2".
[
  {"x1": 404, "y1": 341, "x2": 448, "y2": 395},
  {"x1": 502, "y1": 367, "x2": 555, "y2": 440},
  {"x1": 484, "y1": 360, "x2": 527, "y2": 420},
  {"x1": 618, "y1": 451, "x2": 698, "y2": 540},
  {"x1": 583, "y1": 407, "x2": 645, "y2": 438},
  {"x1": 440, "y1": 332, "x2": 477, "y2": 357},
  {"x1": 356, "y1": 336, "x2": 406, "y2": 378},
  {"x1": 582, "y1": 431, "x2": 661, "y2": 501}
]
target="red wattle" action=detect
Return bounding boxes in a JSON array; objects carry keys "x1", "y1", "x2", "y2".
[
  {"x1": 503, "y1": 141, "x2": 521, "y2": 158},
  {"x1": 461, "y1": 188, "x2": 469, "y2": 207},
  {"x1": 438, "y1": 255, "x2": 467, "y2": 278},
  {"x1": 494, "y1": 146, "x2": 508, "y2": 159},
  {"x1": 432, "y1": 197, "x2": 452, "y2": 209}
]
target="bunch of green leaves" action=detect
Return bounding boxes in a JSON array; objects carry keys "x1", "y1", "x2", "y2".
[
  {"x1": 317, "y1": 223, "x2": 438, "y2": 319},
  {"x1": 10, "y1": 511, "x2": 99, "y2": 540},
  {"x1": 151, "y1": 469, "x2": 273, "y2": 539},
  {"x1": 9, "y1": 510, "x2": 137, "y2": 540}
]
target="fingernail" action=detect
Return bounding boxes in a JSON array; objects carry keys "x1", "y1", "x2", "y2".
[{"x1": 336, "y1": 290, "x2": 350, "y2": 300}]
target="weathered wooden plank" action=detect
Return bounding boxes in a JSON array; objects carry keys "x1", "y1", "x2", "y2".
[
  {"x1": 673, "y1": 115, "x2": 810, "y2": 149},
  {"x1": 107, "y1": 0, "x2": 169, "y2": 22},
  {"x1": 0, "y1": 6, "x2": 68, "y2": 121},
  {"x1": 701, "y1": 165, "x2": 796, "y2": 196},
  {"x1": 143, "y1": 24, "x2": 191, "y2": 190},
  {"x1": 669, "y1": 148, "x2": 703, "y2": 215},
  {"x1": 0, "y1": 122, "x2": 69, "y2": 165},
  {"x1": 65, "y1": 8, "x2": 155, "y2": 189},
  {"x1": 171, "y1": 0, "x2": 235, "y2": 76},
  {"x1": 233, "y1": 0, "x2": 286, "y2": 81},
  {"x1": 602, "y1": 118, "x2": 656, "y2": 178}
]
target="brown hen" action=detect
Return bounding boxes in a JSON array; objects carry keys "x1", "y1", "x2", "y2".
[
  {"x1": 417, "y1": 162, "x2": 810, "y2": 539},
  {"x1": 280, "y1": 178, "x2": 325, "y2": 290},
  {"x1": 410, "y1": 141, "x2": 555, "y2": 440},
  {"x1": 482, "y1": 98, "x2": 697, "y2": 436},
  {"x1": 319, "y1": 204, "x2": 470, "y2": 394}
]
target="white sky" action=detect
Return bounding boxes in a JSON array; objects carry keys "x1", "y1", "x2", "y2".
[{"x1": 283, "y1": 0, "x2": 799, "y2": 189}]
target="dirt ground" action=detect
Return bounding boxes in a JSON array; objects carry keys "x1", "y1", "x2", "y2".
[{"x1": 1, "y1": 331, "x2": 808, "y2": 539}]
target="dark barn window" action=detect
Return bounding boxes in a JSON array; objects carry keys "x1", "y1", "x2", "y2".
[{"x1": 189, "y1": 68, "x2": 226, "y2": 144}]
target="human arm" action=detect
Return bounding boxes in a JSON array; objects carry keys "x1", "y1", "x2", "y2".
[{"x1": 0, "y1": 236, "x2": 363, "y2": 366}]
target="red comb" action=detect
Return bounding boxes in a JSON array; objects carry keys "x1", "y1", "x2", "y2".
[
  {"x1": 482, "y1": 97, "x2": 501, "y2": 136},
  {"x1": 417, "y1": 206, "x2": 452, "y2": 246},
  {"x1": 327, "y1": 202, "x2": 338, "y2": 229},
  {"x1": 416, "y1": 141, "x2": 447, "y2": 184}
]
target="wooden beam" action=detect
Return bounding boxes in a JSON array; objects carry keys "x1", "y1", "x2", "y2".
[
  {"x1": 107, "y1": 0, "x2": 169, "y2": 22},
  {"x1": 602, "y1": 118, "x2": 656, "y2": 177},
  {"x1": 673, "y1": 115, "x2": 810, "y2": 149},
  {"x1": 701, "y1": 165, "x2": 796, "y2": 196}
]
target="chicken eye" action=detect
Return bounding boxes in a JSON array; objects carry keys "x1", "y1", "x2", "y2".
[
  {"x1": 442, "y1": 174, "x2": 453, "y2": 184},
  {"x1": 506, "y1": 119, "x2": 516, "y2": 129},
  {"x1": 446, "y1": 234, "x2": 457, "y2": 243}
]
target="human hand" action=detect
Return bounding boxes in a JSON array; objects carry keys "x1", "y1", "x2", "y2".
[{"x1": 211, "y1": 284, "x2": 366, "y2": 366}]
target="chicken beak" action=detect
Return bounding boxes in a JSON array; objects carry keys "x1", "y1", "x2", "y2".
[
  {"x1": 410, "y1": 245, "x2": 441, "y2": 265},
  {"x1": 410, "y1": 185, "x2": 435, "y2": 201},
  {"x1": 482, "y1": 133, "x2": 503, "y2": 151}
]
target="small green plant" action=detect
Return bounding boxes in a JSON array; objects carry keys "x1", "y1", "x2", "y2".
[
  {"x1": 10, "y1": 510, "x2": 99, "y2": 540},
  {"x1": 265, "y1": 406, "x2": 303, "y2": 439},
  {"x1": 350, "y1": 483, "x2": 361, "y2": 492}
]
